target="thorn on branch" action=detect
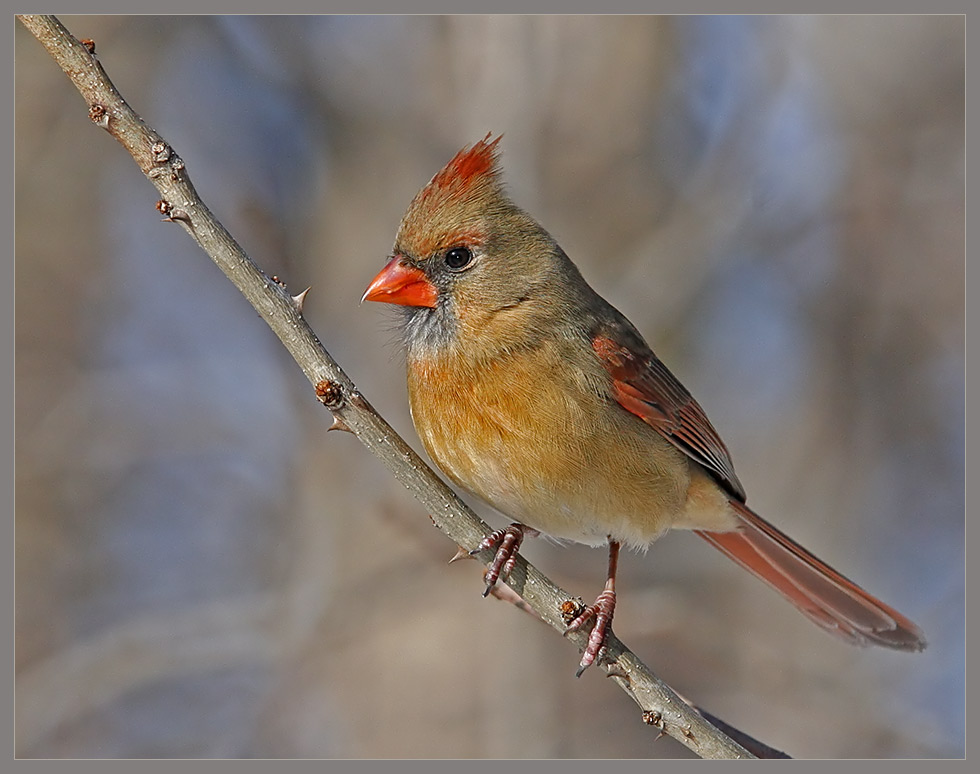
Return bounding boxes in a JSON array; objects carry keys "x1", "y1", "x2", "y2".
[
  {"x1": 485, "y1": 579, "x2": 541, "y2": 619},
  {"x1": 160, "y1": 207, "x2": 191, "y2": 225},
  {"x1": 292, "y1": 287, "x2": 310, "y2": 312},
  {"x1": 604, "y1": 662, "x2": 631, "y2": 681},
  {"x1": 448, "y1": 546, "x2": 472, "y2": 564},
  {"x1": 327, "y1": 415, "x2": 352, "y2": 433}
]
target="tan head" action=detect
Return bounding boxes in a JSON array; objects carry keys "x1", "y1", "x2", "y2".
[{"x1": 363, "y1": 135, "x2": 595, "y2": 360}]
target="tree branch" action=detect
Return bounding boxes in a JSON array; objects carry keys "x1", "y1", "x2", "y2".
[{"x1": 18, "y1": 14, "x2": 764, "y2": 759}]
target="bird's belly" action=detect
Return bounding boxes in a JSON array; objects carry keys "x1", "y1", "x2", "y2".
[{"x1": 408, "y1": 357, "x2": 694, "y2": 549}]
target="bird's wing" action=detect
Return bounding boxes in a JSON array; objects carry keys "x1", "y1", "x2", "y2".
[{"x1": 591, "y1": 330, "x2": 746, "y2": 501}]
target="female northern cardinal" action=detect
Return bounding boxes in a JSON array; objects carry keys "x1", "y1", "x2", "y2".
[{"x1": 362, "y1": 135, "x2": 926, "y2": 674}]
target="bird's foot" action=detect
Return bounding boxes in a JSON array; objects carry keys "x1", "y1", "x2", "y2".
[
  {"x1": 564, "y1": 588, "x2": 617, "y2": 676},
  {"x1": 471, "y1": 523, "x2": 538, "y2": 595}
]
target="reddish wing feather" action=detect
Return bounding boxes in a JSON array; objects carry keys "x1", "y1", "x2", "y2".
[{"x1": 593, "y1": 334, "x2": 746, "y2": 500}]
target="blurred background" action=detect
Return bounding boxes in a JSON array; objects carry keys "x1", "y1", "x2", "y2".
[{"x1": 16, "y1": 15, "x2": 962, "y2": 758}]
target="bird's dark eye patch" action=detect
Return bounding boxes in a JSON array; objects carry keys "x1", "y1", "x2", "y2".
[{"x1": 444, "y1": 246, "x2": 473, "y2": 271}]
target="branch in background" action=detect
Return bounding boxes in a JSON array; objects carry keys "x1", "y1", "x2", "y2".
[{"x1": 17, "y1": 13, "x2": 767, "y2": 760}]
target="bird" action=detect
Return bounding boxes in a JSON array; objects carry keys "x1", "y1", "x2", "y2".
[{"x1": 362, "y1": 134, "x2": 927, "y2": 675}]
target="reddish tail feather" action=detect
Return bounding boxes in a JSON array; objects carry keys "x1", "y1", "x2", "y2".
[{"x1": 696, "y1": 501, "x2": 926, "y2": 651}]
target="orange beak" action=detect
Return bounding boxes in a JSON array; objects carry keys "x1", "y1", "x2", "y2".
[{"x1": 361, "y1": 256, "x2": 438, "y2": 308}]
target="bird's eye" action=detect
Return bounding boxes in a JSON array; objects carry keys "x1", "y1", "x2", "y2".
[{"x1": 444, "y1": 246, "x2": 473, "y2": 271}]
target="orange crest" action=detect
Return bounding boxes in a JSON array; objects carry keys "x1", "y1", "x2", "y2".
[
  {"x1": 429, "y1": 133, "x2": 503, "y2": 197},
  {"x1": 397, "y1": 134, "x2": 505, "y2": 257}
]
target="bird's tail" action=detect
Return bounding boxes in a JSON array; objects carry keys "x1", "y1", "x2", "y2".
[{"x1": 695, "y1": 500, "x2": 926, "y2": 651}]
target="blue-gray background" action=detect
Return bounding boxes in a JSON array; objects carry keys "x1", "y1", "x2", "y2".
[{"x1": 16, "y1": 15, "x2": 963, "y2": 758}]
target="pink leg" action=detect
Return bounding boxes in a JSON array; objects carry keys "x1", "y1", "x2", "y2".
[
  {"x1": 565, "y1": 539, "x2": 620, "y2": 676},
  {"x1": 471, "y1": 523, "x2": 538, "y2": 595}
]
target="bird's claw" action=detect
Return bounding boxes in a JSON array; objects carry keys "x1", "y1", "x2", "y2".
[
  {"x1": 471, "y1": 523, "x2": 526, "y2": 594},
  {"x1": 565, "y1": 588, "x2": 617, "y2": 676}
]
